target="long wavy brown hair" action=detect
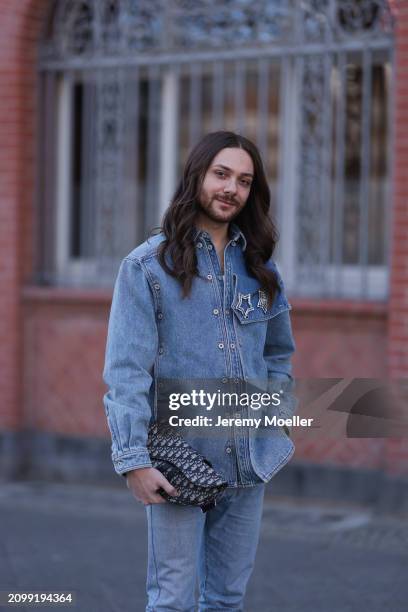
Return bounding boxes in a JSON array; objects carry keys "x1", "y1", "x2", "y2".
[{"x1": 156, "y1": 131, "x2": 280, "y2": 303}]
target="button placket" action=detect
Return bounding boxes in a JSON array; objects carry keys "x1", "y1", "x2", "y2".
[
  {"x1": 223, "y1": 254, "x2": 242, "y2": 383},
  {"x1": 220, "y1": 244, "x2": 249, "y2": 482},
  {"x1": 224, "y1": 241, "x2": 256, "y2": 484},
  {"x1": 204, "y1": 244, "x2": 234, "y2": 377}
]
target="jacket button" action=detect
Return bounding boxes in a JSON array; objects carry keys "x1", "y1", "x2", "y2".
[
  {"x1": 197, "y1": 242, "x2": 203, "y2": 248},
  {"x1": 230, "y1": 343, "x2": 236, "y2": 349},
  {"x1": 218, "y1": 343, "x2": 224, "y2": 350},
  {"x1": 222, "y1": 377, "x2": 228, "y2": 383},
  {"x1": 213, "y1": 308, "x2": 219, "y2": 315},
  {"x1": 225, "y1": 447, "x2": 232, "y2": 454},
  {"x1": 231, "y1": 241, "x2": 236, "y2": 246},
  {"x1": 154, "y1": 283, "x2": 160, "y2": 290},
  {"x1": 207, "y1": 244, "x2": 213, "y2": 250},
  {"x1": 158, "y1": 347, "x2": 164, "y2": 355},
  {"x1": 157, "y1": 313, "x2": 163, "y2": 320},
  {"x1": 207, "y1": 274, "x2": 213, "y2": 280}
]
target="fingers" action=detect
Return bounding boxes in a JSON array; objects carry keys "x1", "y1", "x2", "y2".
[
  {"x1": 142, "y1": 485, "x2": 176, "y2": 505},
  {"x1": 137, "y1": 492, "x2": 167, "y2": 505},
  {"x1": 146, "y1": 493, "x2": 167, "y2": 505},
  {"x1": 158, "y1": 475, "x2": 179, "y2": 497},
  {"x1": 129, "y1": 484, "x2": 169, "y2": 505},
  {"x1": 125, "y1": 469, "x2": 178, "y2": 505}
]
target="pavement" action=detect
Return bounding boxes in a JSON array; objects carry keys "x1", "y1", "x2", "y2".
[{"x1": 0, "y1": 480, "x2": 407, "y2": 612}]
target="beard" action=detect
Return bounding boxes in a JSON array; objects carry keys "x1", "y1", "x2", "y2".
[{"x1": 198, "y1": 195, "x2": 243, "y2": 224}]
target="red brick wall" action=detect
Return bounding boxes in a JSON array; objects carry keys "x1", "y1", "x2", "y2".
[
  {"x1": 389, "y1": 0, "x2": 408, "y2": 378},
  {"x1": 386, "y1": 0, "x2": 408, "y2": 475},
  {"x1": 0, "y1": 0, "x2": 50, "y2": 430},
  {"x1": 291, "y1": 301, "x2": 388, "y2": 377},
  {"x1": 290, "y1": 302, "x2": 389, "y2": 473},
  {"x1": 22, "y1": 288, "x2": 110, "y2": 437}
]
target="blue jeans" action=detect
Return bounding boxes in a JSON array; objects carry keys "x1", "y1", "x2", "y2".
[{"x1": 145, "y1": 484, "x2": 265, "y2": 611}]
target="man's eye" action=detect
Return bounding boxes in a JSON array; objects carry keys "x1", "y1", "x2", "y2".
[{"x1": 214, "y1": 170, "x2": 251, "y2": 186}]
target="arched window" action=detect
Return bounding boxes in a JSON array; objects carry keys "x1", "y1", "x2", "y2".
[{"x1": 37, "y1": 0, "x2": 394, "y2": 298}]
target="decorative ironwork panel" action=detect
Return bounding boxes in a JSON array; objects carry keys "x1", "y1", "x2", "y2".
[
  {"x1": 42, "y1": 0, "x2": 166, "y2": 61},
  {"x1": 336, "y1": 0, "x2": 395, "y2": 35},
  {"x1": 296, "y1": 54, "x2": 333, "y2": 287},
  {"x1": 295, "y1": 44, "x2": 393, "y2": 298},
  {"x1": 300, "y1": 0, "x2": 394, "y2": 42},
  {"x1": 41, "y1": 0, "x2": 394, "y2": 62},
  {"x1": 94, "y1": 69, "x2": 125, "y2": 263},
  {"x1": 170, "y1": 0, "x2": 292, "y2": 48}
]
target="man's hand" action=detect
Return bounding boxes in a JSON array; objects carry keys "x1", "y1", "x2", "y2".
[{"x1": 126, "y1": 467, "x2": 179, "y2": 505}]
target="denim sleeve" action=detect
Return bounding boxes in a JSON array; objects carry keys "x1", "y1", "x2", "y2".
[
  {"x1": 264, "y1": 308, "x2": 298, "y2": 420},
  {"x1": 103, "y1": 257, "x2": 158, "y2": 475}
]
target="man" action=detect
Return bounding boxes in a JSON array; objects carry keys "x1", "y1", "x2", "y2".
[{"x1": 103, "y1": 131, "x2": 297, "y2": 611}]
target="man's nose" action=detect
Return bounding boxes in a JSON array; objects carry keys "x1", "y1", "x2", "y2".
[{"x1": 223, "y1": 178, "x2": 238, "y2": 194}]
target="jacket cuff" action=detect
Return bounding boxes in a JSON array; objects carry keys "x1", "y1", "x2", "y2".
[{"x1": 112, "y1": 449, "x2": 152, "y2": 476}]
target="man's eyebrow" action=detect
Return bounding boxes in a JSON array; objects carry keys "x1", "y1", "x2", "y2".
[{"x1": 212, "y1": 164, "x2": 254, "y2": 178}]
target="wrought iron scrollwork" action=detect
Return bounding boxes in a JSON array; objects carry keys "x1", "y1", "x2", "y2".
[
  {"x1": 337, "y1": 0, "x2": 395, "y2": 34},
  {"x1": 42, "y1": 0, "x2": 395, "y2": 61}
]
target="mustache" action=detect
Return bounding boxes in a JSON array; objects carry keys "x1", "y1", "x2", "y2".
[{"x1": 214, "y1": 196, "x2": 238, "y2": 206}]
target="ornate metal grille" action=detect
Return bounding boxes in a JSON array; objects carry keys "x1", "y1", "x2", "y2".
[{"x1": 38, "y1": 0, "x2": 395, "y2": 297}]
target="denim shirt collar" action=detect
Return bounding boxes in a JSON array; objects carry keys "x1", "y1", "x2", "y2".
[{"x1": 193, "y1": 223, "x2": 247, "y2": 251}]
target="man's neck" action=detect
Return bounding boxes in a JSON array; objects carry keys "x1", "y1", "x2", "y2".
[{"x1": 195, "y1": 218, "x2": 230, "y2": 253}]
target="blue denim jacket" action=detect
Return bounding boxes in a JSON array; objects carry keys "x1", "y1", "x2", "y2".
[{"x1": 103, "y1": 225, "x2": 297, "y2": 486}]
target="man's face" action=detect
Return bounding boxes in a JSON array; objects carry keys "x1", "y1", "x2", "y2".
[{"x1": 197, "y1": 147, "x2": 254, "y2": 225}]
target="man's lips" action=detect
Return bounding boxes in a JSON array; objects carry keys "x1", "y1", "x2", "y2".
[{"x1": 215, "y1": 197, "x2": 236, "y2": 207}]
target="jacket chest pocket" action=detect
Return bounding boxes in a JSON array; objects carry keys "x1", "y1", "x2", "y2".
[{"x1": 231, "y1": 273, "x2": 291, "y2": 325}]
